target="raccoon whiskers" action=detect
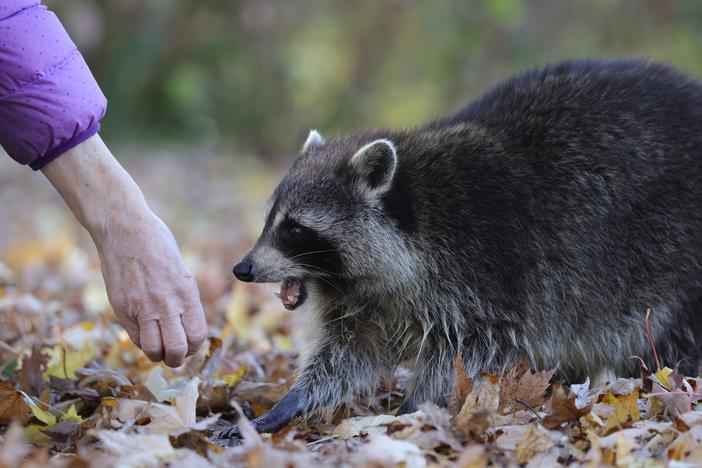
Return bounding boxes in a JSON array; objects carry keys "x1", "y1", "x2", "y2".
[
  {"x1": 307, "y1": 273, "x2": 348, "y2": 299},
  {"x1": 288, "y1": 249, "x2": 340, "y2": 260},
  {"x1": 294, "y1": 263, "x2": 338, "y2": 277}
]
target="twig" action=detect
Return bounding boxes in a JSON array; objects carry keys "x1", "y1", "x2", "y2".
[
  {"x1": 515, "y1": 399, "x2": 542, "y2": 420},
  {"x1": 0, "y1": 340, "x2": 20, "y2": 354},
  {"x1": 645, "y1": 308, "x2": 661, "y2": 371},
  {"x1": 307, "y1": 434, "x2": 337, "y2": 447}
]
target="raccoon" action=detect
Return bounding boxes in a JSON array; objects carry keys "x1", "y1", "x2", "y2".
[{"x1": 230, "y1": 59, "x2": 702, "y2": 434}]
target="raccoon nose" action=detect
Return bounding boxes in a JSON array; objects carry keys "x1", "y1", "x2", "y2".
[{"x1": 233, "y1": 260, "x2": 254, "y2": 282}]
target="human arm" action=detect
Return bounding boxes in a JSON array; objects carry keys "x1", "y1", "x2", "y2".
[{"x1": 0, "y1": 1, "x2": 208, "y2": 366}]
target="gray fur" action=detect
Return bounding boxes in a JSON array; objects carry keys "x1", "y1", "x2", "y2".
[{"x1": 232, "y1": 59, "x2": 702, "y2": 434}]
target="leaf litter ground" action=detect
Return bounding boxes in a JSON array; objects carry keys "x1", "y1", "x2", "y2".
[{"x1": 1, "y1": 152, "x2": 701, "y2": 467}]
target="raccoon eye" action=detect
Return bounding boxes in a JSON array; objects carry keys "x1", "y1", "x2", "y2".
[{"x1": 288, "y1": 223, "x2": 303, "y2": 237}]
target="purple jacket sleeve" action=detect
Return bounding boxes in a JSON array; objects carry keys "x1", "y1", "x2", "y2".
[{"x1": 0, "y1": 0, "x2": 107, "y2": 170}]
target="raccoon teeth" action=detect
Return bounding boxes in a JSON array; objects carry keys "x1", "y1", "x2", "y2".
[{"x1": 280, "y1": 277, "x2": 304, "y2": 310}]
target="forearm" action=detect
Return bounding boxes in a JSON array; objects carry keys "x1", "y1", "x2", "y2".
[{"x1": 40, "y1": 134, "x2": 152, "y2": 238}]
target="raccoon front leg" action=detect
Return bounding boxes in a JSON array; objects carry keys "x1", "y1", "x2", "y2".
[
  {"x1": 398, "y1": 347, "x2": 455, "y2": 414},
  {"x1": 229, "y1": 334, "x2": 390, "y2": 436}
]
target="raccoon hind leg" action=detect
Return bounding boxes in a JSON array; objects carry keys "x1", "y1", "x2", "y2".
[{"x1": 655, "y1": 297, "x2": 702, "y2": 377}]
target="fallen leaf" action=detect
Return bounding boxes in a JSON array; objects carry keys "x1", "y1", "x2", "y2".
[
  {"x1": 353, "y1": 434, "x2": 426, "y2": 468},
  {"x1": 515, "y1": 425, "x2": 556, "y2": 464},
  {"x1": 449, "y1": 351, "x2": 473, "y2": 415},
  {"x1": 0, "y1": 423, "x2": 30, "y2": 465},
  {"x1": 570, "y1": 377, "x2": 592, "y2": 409},
  {"x1": 221, "y1": 365, "x2": 246, "y2": 387},
  {"x1": 17, "y1": 346, "x2": 47, "y2": 397},
  {"x1": 498, "y1": 364, "x2": 555, "y2": 415},
  {"x1": 333, "y1": 414, "x2": 399, "y2": 439},
  {"x1": 542, "y1": 383, "x2": 592, "y2": 429},
  {"x1": 62, "y1": 404, "x2": 82, "y2": 424},
  {"x1": 456, "y1": 444, "x2": 487, "y2": 468},
  {"x1": 43, "y1": 344, "x2": 93, "y2": 380},
  {"x1": 29, "y1": 402, "x2": 56, "y2": 427},
  {"x1": 0, "y1": 380, "x2": 29, "y2": 425},
  {"x1": 94, "y1": 430, "x2": 211, "y2": 467},
  {"x1": 603, "y1": 389, "x2": 640, "y2": 435}
]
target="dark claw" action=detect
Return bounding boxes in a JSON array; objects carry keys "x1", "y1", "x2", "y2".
[
  {"x1": 219, "y1": 388, "x2": 305, "y2": 437},
  {"x1": 396, "y1": 399, "x2": 417, "y2": 415},
  {"x1": 217, "y1": 424, "x2": 242, "y2": 440}
]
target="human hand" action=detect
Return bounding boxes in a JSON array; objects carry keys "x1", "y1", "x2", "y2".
[
  {"x1": 93, "y1": 211, "x2": 208, "y2": 367},
  {"x1": 42, "y1": 135, "x2": 208, "y2": 367}
]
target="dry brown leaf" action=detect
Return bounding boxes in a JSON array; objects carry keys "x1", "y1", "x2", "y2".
[
  {"x1": 498, "y1": 364, "x2": 555, "y2": 415},
  {"x1": 542, "y1": 383, "x2": 592, "y2": 429},
  {"x1": 449, "y1": 351, "x2": 473, "y2": 416},
  {"x1": 457, "y1": 411, "x2": 490, "y2": 443},
  {"x1": 17, "y1": 346, "x2": 47, "y2": 397},
  {"x1": 455, "y1": 372, "x2": 499, "y2": 427},
  {"x1": 0, "y1": 380, "x2": 29, "y2": 425}
]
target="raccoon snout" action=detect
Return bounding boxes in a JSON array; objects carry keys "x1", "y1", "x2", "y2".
[{"x1": 232, "y1": 259, "x2": 255, "y2": 282}]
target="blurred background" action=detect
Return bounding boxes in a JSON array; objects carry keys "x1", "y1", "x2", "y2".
[
  {"x1": 2, "y1": 0, "x2": 702, "y2": 356},
  {"x1": 43, "y1": 0, "x2": 702, "y2": 158}
]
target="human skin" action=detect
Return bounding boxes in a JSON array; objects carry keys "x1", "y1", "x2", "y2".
[{"x1": 41, "y1": 134, "x2": 208, "y2": 367}]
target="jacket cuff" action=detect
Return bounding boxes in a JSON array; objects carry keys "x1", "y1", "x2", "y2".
[{"x1": 29, "y1": 121, "x2": 100, "y2": 170}]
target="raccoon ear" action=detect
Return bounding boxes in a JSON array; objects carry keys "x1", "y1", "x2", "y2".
[
  {"x1": 302, "y1": 129, "x2": 325, "y2": 152},
  {"x1": 349, "y1": 139, "x2": 397, "y2": 194}
]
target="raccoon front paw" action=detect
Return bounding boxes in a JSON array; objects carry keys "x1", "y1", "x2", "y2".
[
  {"x1": 250, "y1": 401, "x2": 302, "y2": 433},
  {"x1": 217, "y1": 424, "x2": 242, "y2": 441}
]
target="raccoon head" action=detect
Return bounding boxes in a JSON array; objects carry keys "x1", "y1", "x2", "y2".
[{"x1": 232, "y1": 129, "x2": 410, "y2": 310}]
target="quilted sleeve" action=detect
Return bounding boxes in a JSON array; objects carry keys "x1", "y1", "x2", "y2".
[{"x1": 0, "y1": 0, "x2": 107, "y2": 169}]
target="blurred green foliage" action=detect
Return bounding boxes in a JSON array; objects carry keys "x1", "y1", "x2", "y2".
[{"x1": 48, "y1": 0, "x2": 702, "y2": 158}]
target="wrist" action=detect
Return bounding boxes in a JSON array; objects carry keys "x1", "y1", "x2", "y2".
[{"x1": 41, "y1": 134, "x2": 153, "y2": 241}]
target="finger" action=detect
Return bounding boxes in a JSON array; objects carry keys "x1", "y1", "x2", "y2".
[
  {"x1": 181, "y1": 300, "x2": 208, "y2": 357},
  {"x1": 159, "y1": 316, "x2": 188, "y2": 368},
  {"x1": 116, "y1": 315, "x2": 141, "y2": 348},
  {"x1": 140, "y1": 319, "x2": 165, "y2": 362}
]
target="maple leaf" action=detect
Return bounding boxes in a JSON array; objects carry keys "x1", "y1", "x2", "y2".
[
  {"x1": 542, "y1": 383, "x2": 592, "y2": 429},
  {"x1": 602, "y1": 389, "x2": 640, "y2": 435},
  {"x1": 454, "y1": 372, "x2": 500, "y2": 440},
  {"x1": 498, "y1": 363, "x2": 555, "y2": 415},
  {"x1": 0, "y1": 380, "x2": 29, "y2": 425}
]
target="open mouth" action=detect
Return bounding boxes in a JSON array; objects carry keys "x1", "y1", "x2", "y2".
[{"x1": 278, "y1": 278, "x2": 307, "y2": 310}]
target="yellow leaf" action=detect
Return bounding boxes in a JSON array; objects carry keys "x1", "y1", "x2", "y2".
[
  {"x1": 29, "y1": 403, "x2": 56, "y2": 427},
  {"x1": 222, "y1": 366, "x2": 246, "y2": 387},
  {"x1": 24, "y1": 424, "x2": 51, "y2": 444},
  {"x1": 655, "y1": 367, "x2": 672, "y2": 391},
  {"x1": 61, "y1": 404, "x2": 82, "y2": 424},
  {"x1": 603, "y1": 389, "x2": 640, "y2": 435},
  {"x1": 102, "y1": 398, "x2": 118, "y2": 408},
  {"x1": 44, "y1": 343, "x2": 94, "y2": 380},
  {"x1": 224, "y1": 282, "x2": 249, "y2": 339},
  {"x1": 515, "y1": 425, "x2": 555, "y2": 464}
]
